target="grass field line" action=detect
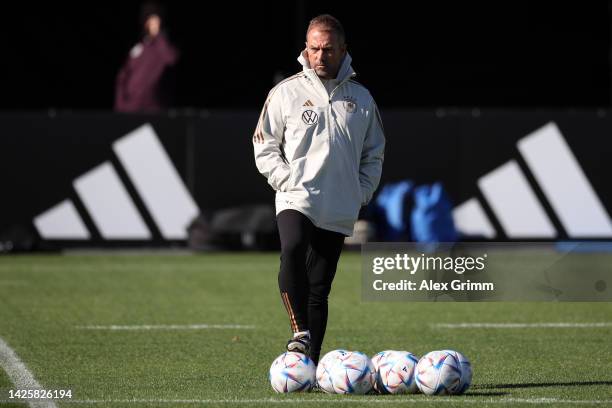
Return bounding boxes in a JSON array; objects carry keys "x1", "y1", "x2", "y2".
[
  {"x1": 432, "y1": 322, "x2": 612, "y2": 329},
  {"x1": 0, "y1": 336, "x2": 57, "y2": 408},
  {"x1": 75, "y1": 324, "x2": 256, "y2": 330},
  {"x1": 0, "y1": 397, "x2": 608, "y2": 405}
]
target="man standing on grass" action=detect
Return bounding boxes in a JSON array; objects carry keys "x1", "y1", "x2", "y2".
[{"x1": 253, "y1": 14, "x2": 385, "y2": 364}]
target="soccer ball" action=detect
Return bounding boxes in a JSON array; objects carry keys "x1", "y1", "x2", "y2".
[
  {"x1": 316, "y1": 349, "x2": 350, "y2": 393},
  {"x1": 441, "y1": 349, "x2": 472, "y2": 394},
  {"x1": 376, "y1": 351, "x2": 419, "y2": 394},
  {"x1": 371, "y1": 350, "x2": 398, "y2": 372},
  {"x1": 330, "y1": 351, "x2": 375, "y2": 394},
  {"x1": 371, "y1": 350, "x2": 399, "y2": 393},
  {"x1": 269, "y1": 352, "x2": 316, "y2": 393},
  {"x1": 415, "y1": 350, "x2": 471, "y2": 395}
]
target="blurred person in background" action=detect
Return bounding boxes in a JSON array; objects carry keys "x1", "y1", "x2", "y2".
[
  {"x1": 253, "y1": 14, "x2": 385, "y2": 365},
  {"x1": 114, "y1": 2, "x2": 179, "y2": 112}
]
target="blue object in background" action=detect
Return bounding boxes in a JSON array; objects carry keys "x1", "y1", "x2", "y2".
[
  {"x1": 410, "y1": 182, "x2": 458, "y2": 243},
  {"x1": 372, "y1": 180, "x2": 414, "y2": 241},
  {"x1": 370, "y1": 180, "x2": 457, "y2": 243}
]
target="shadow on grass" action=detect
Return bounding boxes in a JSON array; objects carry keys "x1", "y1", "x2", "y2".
[{"x1": 475, "y1": 381, "x2": 612, "y2": 390}]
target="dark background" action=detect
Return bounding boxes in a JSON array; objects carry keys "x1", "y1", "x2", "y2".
[{"x1": 3, "y1": 1, "x2": 611, "y2": 110}]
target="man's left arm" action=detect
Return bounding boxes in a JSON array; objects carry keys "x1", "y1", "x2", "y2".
[{"x1": 359, "y1": 100, "x2": 386, "y2": 205}]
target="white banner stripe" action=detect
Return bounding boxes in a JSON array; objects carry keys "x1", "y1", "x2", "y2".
[
  {"x1": 452, "y1": 198, "x2": 497, "y2": 239},
  {"x1": 113, "y1": 124, "x2": 200, "y2": 240},
  {"x1": 75, "y1": 324, "x2": 255, "y2": 330},
  {"x1": 74, "y1": 162, "x2": 151, "y2": 239},
  {"x1": 433, "y1": 322, "x2": 612, "y2": 329},
  {"x1": 478, "y1": 161, "x2": 556, "y2": 238},
  {"x1": 518, "y1": 122, "x2": 612, "y2": 238},
  {"x1": 0, "y1": 336, "x2": 57, "y2": 408},
  {"x1": 33, "y1": 199, "x2": 90, "y2": 240}
]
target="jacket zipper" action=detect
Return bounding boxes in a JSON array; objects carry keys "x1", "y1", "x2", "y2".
[
  {"x1": 309, "y1": 70, "x2": 355, "y2": 142},
  {"x1": 327, "y1": 75, "x2": 354, "y2": 142}
]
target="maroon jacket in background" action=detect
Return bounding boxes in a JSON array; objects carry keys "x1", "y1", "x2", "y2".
[{"x1": 114, "y1": 33, "x2": 179, "y2": 112}]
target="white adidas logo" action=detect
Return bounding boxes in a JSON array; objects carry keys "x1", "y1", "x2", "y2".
[
  {"x1": 453, "y1": 121, "x2": 612, "y2": 239},
  {"x1": 32, "y1": 121, "x2": 610, "y2": 241},
  {"x1": 33, "y1": 124, "x2": 200, "y2": 241}
]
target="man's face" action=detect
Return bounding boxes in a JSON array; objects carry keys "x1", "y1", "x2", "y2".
[
  {"x1": 305, "y1": 27, "x2": 346, "y2": 80},
  {"x1": 144, "y1": 15, "x2": 161, "y2": 37}
]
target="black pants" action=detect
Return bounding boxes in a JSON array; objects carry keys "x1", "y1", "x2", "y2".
[{"x1": 277, "y1": 209, "x2": 345, "y2": 364}]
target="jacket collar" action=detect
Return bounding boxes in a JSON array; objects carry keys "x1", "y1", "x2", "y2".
[{"x1": 297, "y1": 51, "x2": 356, "y2": 98}]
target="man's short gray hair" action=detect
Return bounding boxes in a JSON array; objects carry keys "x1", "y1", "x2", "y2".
[{"x1": 307, "y1": 14, "x2": 346, "y2": 44}]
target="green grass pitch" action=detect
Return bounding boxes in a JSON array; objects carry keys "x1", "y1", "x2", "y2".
[{"x1": 0, "y1": 253, "x2": 611, "y2": 407}]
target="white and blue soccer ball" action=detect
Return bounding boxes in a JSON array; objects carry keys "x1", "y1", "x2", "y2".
[
  {"x1": 330, "y1": 351, "x2": 375, "y2": 394},
  {"x1": 371, "y1": 350, "x2": 398, "y2": 372},
  {"x1": 441, "y1": 349, "x2": 472, "y2": 394},
  {"x1": 316, "y1": 349, "x2": 350, "y2": 393},
  {"x1": 269, "y1": 352, "x2": 316, "y2": 393},
  {"x1": 375, "y1": 350, "x2": 420, "y2": 394},
  {"x1": 371, "y1": 350, "x2": 399, "y2": 393},
  {"x1": 415, "y1": 350, "x2": 472, "y2": 395}
]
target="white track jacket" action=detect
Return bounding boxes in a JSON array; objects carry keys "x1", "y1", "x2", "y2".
[{"x1": 253, "y1": 52, "x2": 385, "y2": 235}]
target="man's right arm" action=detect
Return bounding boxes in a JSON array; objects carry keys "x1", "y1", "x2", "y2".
[{"x1": 252, "y1": 89, "x2": 291, "y2": 192}]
